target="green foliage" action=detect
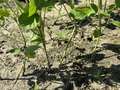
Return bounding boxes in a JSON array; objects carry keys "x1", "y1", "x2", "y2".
[
  {"x1": 24, "y1": 45, "x2": 40, "y2": 58},
  {"x1": 18, "y1": 0, "x2": 57, "y2": 29},
  {"x1": 18, "y1": 13, "x2": 39, "y2": 29},
  {"x1": 29, "y1": 0, "x2": 37, "y2": 16},
  {"x1": 31, "y1": 35, "x2": 42, "y2": 45},
  {"x1": 0, "y1": 8, "x2": 9, "y2": 19},
  {"x1": 115, "y1": 0, "x2": 120, "y2": 8},
  {"x1": 56, "y1": 30, "x2": 70, "y2": 40},
  {"x1": 92, "y1": 70, "x2": 106, "y2": 81},
  {"x1": 18, "y1": 0, "x2": 39, "y2": 29},
  {"x1": 112, "y1": 20, "x2": 120, "y2": 28},
  {"x1": 90, "y1": 3, "x2": 98, "y2": 13},
  {"x1": 7, "y1": 48, "x2": 21, "y2": 54},
  {"x1": 93, "y1": 29, "x2": 102, "y2": 38},
  {"x1": 70, "y1": 6, "x2": 95, "y2": 20},
  {"x1": 100, "y1": 11, "x2": 109, "y2": 17}
]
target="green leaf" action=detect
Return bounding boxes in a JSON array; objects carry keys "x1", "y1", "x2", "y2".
[
  {"x1": 115, "y1": 0, "x2": 120, "y2": 8},
  {"x1": 0, "y1": 8, "x2": 9, "y2": 18},
  {"x1": 24, "y1": 45, "x2": 40, "y2": 58},
  {"x1": 31, "y1": 35, "x2": 42, "y2": 45},
  {"x1": 100, "y1": 11, "x2": 109, "y2": 17},
  {"x1": 7, "y1": 48, "x2": 21, "y2": 54},
  {"x1": 93, "y1": 29, "x2": 102, "y2": 38},
  {"x1": 56, "y1": 30, "x2": 70, "y2": 40},
  {"x1": 112, "y1": 20, "x2": 120, "y2": 27},
  {"x1": 18, "y1": 13, "x2": 39, "y2": 29},
  {"x1": 70, "y1": 7, "x2": 95, "y2": 20},
  {"x1": 90, "y1": 3, "x2": 98, "y2": 13},
  {"x1": 29, "y1": 0, "x2": 37, "y2": 16},
  {"x1": 70, "y1": 8, "x2": 86, "y2": 20}
]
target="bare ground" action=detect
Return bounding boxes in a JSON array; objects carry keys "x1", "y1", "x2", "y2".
[{"x1": 0, "y1": 1, "x2": 120, "y2": 90}]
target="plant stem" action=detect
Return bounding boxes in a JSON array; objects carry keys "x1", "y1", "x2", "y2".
[
  {"x1": 98, "y1": 0, "x2": 102, "y2": 31},
  {"x1": 22, "y1": 59, "x2": 26, "y2": 76},
  {"x1": 90, "y1": 0, "x2": 103, "y2": 57},
  {"x1": 91, "y1": 0, "x2": 102, "y2": 54},
  {"x1": 6, "y1": 1, "x2": 27, "y2": 76},
  {"x1": 12, "y1": 64, "x2": 23, "y2": 88},
  {"x1": 92, "y1": 37, "x2": 100, "y2": 52},
  {"x1": 39, "y1": 11, "x2": 51, "y2": 69},
  {"x1": 60, "y1": 4, "x2": 77, "y2": 64},
  {"x1": 6, "y1": 1, "x2": 27, "y2": 48},
  {"x1": 104, "y1": 0, "x2": 107, "y2": 12}
]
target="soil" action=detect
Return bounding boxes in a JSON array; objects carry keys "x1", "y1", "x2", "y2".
[{"x1": 0, "y1": 0, "x2": 120, "y2": 90}]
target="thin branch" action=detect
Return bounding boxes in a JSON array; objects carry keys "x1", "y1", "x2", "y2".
[{"x1": 60, "y1": 4, "x2": 78, "y2": 64}]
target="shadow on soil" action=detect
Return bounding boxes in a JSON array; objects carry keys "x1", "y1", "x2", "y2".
[
  {"x1": 105, "y1": 11, "x2": 120, "y2": 30},
  {"x1": 26, "y1": 43, "x2": 120, "y2": 89},
  {"x1": 0, "y1": 43, "x2": 120, "y2": 90},
  {"x1": 26, "y1": 64, "x2": 120, "y2": 90}
]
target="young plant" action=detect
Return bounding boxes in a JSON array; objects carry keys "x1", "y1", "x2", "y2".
[
  {"x1": 18, "y1": 0, "x2": 57, "y2": 69},
  {"x1": 0, "y1": 0, "x2": 57, "y2": 82}
]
